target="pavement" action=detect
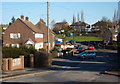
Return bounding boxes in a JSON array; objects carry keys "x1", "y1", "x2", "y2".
[
  {"x1": 0, "y1": 67, "x2": 50, "y2": 81},
  {"x1": 0, "y1": 65, "x2": 65, "y2": 81}
]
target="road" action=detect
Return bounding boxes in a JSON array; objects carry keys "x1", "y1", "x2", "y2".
[{"x1": 2, "y1": 49, "x2": 120, "y2": 83}]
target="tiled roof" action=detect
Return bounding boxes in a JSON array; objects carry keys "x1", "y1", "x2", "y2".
[
  {"x1": 36, "y1": 20, "x2": 55, "y2": 42},
  {"x1": 71, "y1": 21, "x2": 89, "y2": 26},
  {"x1": 19, "y1": 18, "x2": 43, "y2": 33},
  {"x1": 92, "y1": 21, "x2": 116, "y2": 27}
]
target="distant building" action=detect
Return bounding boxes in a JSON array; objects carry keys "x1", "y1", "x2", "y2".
[
  {"x1": 53, "y1": 22, "x2": 70, "y2": 34},
  {"x1": 92, "y1": 21, "x2": 119, "y2": 42},
  {"x1": 70, "y1": 21, "x2": 90, "y2": 32}
]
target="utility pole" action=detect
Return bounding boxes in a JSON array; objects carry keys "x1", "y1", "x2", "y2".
[{"x1": 47, "y1": 1, "x2": 50, "y2": 53}]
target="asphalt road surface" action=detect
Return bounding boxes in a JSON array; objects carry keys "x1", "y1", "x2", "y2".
[{"x1": 2, "y1": 49, "x2": 120, "y2": 83}]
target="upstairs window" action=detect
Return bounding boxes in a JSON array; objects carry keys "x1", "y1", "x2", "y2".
[
  {"x1": 35, "y1": 33, "x2": 43, "y2": 38},
  {"x1": 10, "y1": 33, "x2": 21, "y2": 39}
]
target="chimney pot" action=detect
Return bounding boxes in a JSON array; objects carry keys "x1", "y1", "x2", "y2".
[
  {"x1": 26, "y1": 17, "x2": 29, "y2": 21},
  {"x1": 21, "y1": 15, "x2": 24, "y2": 20}
]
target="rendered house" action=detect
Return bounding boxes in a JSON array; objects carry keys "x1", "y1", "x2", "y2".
[{"x1": 3, "y1": 15, "x2": 44, "y2": 50}]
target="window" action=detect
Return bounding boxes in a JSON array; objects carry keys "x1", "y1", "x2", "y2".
[
  {"x1": 35, "y1": 33, "x2": 43, "y2": 38},
  {"x1": 35, "y1": 43, "x2": 43, "y2": 49},
  {"x1": 11, "y1": 44, "x2": 19, "y2": 48},
  {"x1": 10, "y1": 33, "x2": 20, "y2": 39},
  {"x1": 5, "y1": 44, "x2": 10, "y2": 47}
]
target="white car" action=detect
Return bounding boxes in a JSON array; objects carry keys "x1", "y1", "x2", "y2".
[{"x1": 77, "y1": 51, "x2": 96, "y2": 59}]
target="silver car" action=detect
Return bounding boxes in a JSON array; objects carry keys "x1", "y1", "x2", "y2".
[{"x1": 77, "y1": 51, "x2": 96, "y2": 59}]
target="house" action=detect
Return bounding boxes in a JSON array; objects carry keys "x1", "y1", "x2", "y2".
[
  {"x1": 0, "y1": 24, "x2": 9, "y2": 30},
  {"x1": 92, "y1": 21, "x2": 119, "y2": 42},
  {"x1": 35, "y1": 18, "x2": 55, "y2": 50},
  {"x1": 53, "y1": 22, "x2": 70, "y2": 34},
  {"x1": 3, "y1": 15, "x2": 44, "y2": 50},
  {"x1": 70, "y1": 21, "x2": 90, "y2": 32}
]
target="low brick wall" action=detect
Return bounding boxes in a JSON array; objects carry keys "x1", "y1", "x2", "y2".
[{"x1": 2, "y1": 56, "x2": 24, "y2": 71}]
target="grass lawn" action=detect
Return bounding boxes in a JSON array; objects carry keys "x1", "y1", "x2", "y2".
[{"x1": 56, "y1": 34, "x2": 103, "y2": 42}]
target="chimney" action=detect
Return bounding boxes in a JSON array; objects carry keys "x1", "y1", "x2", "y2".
[
  {"x1": 40, "y1": 18, "x2": 43, "y2": 22},
  {"x1": 25, "y1": 17, "x2": 29, "y2": 21},
  {"x1": 20, "y1": 15, "x2": 24, "y2": 20},
  {"x1": 40, "y1": 18, "x2": 46, "y2": 24}
]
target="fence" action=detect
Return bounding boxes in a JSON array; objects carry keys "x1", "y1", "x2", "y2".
[{"x1": 2, "y1": 56, "x2": 24, "y2": 71}]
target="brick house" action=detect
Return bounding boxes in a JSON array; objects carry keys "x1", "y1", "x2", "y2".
[
  {"x1": 92, "y1": 21, "x2": 119, "y2": 41},
  {"x1": 3, "y1": 15, "x2": 44, "y2": 50},
  {"x1": 70, "y1": 21, "x2": 90, "y2": 32},
  {"x1": 53, "y1": 22, "x2": 70, "y2": 34},
  {"x1": 36, "y1": 18, "x2": 55, "y2": 50}
]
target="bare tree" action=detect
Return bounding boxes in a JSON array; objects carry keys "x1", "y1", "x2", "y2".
[
  {"x1": 101, "y1": 16, "x2": 111, "y2": 22},
  {"x1": 63, "y1": 19, "x2": 67, "y2": 22},
  {"x1": 50, "y1": 20, "x2": 55, "y2": 30}
]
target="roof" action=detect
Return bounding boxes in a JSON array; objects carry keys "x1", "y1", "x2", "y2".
[
  {"x1": 92, "y1": 21, "x2": 116, "y2": 27},
  {"x1": 55, "y1": 22, "x2": 68, "y2": 25},
  {"x1": 19, "y1": 18, "x2": 43, "y2": 33},
  {"x1": 36, "y1": 20, "x2": 55, "y2": 42},
  {"x1": 71, "y1": 21, "x2": 89, "y2": 26}
]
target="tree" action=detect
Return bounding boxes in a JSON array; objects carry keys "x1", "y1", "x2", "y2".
[
  {"x1": 9, "y1": 16, "x2": 16, "y2": 26},
  {"x1": 101, "y1": 16, "x2": 111, "y2": 22},
  {"x1": 11, "y1": 16, "x2": 16, "y2": 23},
  {"x1": 101, "y1": 16, "x2": 108, "y2": 21},
  {"x1": 50, "y1": 20, "x2": 55, "y2": 30},
  {"x1": 62, "y1": 19, "x2": 67, "y2": 22}
]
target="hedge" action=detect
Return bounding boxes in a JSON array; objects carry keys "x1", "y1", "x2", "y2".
[{"x1": 2, "y1": 46, "x2": 38, "y2": 58}]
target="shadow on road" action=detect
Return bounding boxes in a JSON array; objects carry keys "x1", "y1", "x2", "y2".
[{"x1": 50, "y1": 51, "x2": 118, "y2": 73}]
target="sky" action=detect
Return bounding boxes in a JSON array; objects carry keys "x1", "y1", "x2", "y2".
[{"x1": 1, "y1": 2, "x2": 118, "y2": 25}]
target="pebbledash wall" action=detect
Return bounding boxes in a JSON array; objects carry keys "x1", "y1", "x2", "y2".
[{"x1": 2, "y1": 56, "x2": 24, "y2": 71}]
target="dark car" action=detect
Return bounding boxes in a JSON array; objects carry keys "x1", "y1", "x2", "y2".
[{"x1": 75, "y1": 47, "x2": 85, "y2": 53}]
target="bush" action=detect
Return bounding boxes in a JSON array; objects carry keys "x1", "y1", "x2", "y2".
[
  {"x1": 66, "y1": 48, "x2": 73, "y2": 52},
  {"x1": 38, "y1": 48, "x2": 46, "y2": 51},
  {"x1": 34, "y1": 51, "x2": 52, "y2": 67},
  {"x1": 2, "y1": 46, "x2": 38, "y2": 58},
  {"x1": 51, "y1": 51, "x2": 58, "y2": 58},
  {"x1": 51, "y1": 46, "x2": 59, "y2": 52},
  {"x1": 3, "y1": 47, "x2": 23, "y2": 58}
]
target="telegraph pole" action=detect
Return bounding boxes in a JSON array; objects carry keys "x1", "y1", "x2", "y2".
[{"x1": 47, "y1": 1, "x2": 50, "y2": 53}]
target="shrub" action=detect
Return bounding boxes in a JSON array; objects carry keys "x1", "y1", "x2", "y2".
[
  {"x1": 52, "y1": 46, "x2": 59, "y2": 52},
  {"x1": 38, "y1": 48, "x2": 46, "y2": 51},
  {"x1": 51, "y1": 51, "x2": 58, "y2": 58},
  {"x1": 34, "y1": 51, "x2": 52, "y2": 67},
  {"x1": 3, "y1": 47, "x2": 22, "y2": 58},
  {"x1": 66, "y1": 48, "x2": 73, "y2": 52},
  {"x1": 2, "y1": 46, "x2": 38, "y2": 58}
]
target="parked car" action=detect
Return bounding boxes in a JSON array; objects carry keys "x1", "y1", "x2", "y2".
[
  {"x1": 77, "y1": 51, "x2": 96, "y2": 59},
  {"x1": 76, "y1": 47, "x2": 85, "y2": 53},
  {"x1": 88, "y1": 44, "x2": 95, "y2": 50}
]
